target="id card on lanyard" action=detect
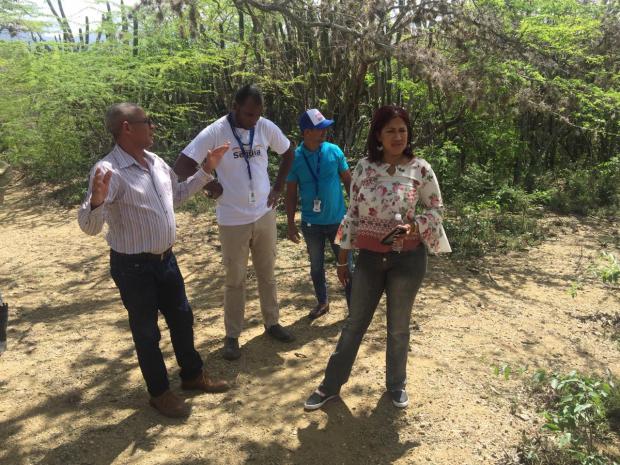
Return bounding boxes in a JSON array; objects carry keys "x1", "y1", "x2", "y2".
[
  {"x1": 302, "y1": 147, "x2": 322, "y2": 212},
  {"x1": 227, "y1": 113, "x2": 256, "y2": 205}
]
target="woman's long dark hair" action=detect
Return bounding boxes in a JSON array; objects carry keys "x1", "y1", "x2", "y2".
[{"x1": 367, "y1": 105, "x2": 414, "y2": 163}]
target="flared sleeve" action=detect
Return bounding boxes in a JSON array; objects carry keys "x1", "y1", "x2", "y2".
[{"x1": 414, "y1": 160, "x2": 451, "y2": 254}]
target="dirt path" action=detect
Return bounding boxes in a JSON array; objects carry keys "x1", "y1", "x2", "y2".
[{"x1": 0, "y1": 181, "x2": 619, "y2": 465}]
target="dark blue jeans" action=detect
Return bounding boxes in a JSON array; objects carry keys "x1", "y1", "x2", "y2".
[
  {"x1": 320, "y1": 246, "x2": 427, "y2": 394},
  {"x1": 110, "y1": 250, "x2": 203, "y2": 397},
  {"x1": 300, "y1": 222, "x2": 352, "y2": 308}
]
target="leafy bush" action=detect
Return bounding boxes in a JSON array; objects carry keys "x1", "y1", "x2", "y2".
[
  {"x1": 444, "y1": 201, "x2": 544, "y2": 257},
  {"x1": 546, "y1": 156, "x2": 620, "y2": 215},
  {"x1": 568, "y1": 251, "x2": 620, "y2": 299},
  {"x1": 495, "y1": 186, "x2": 534, "y2": 213},
  {"x1": 542, "y1": 372, "x2": 613, "y2": 452},
  {"x1": 416, "y1": 140, "x2": 462, "y2": 199},
  {"x1": 595, "y1": 252, "x2": 620, "y2": 285},
  {"x1": 516, "y1": 370, "x2": 620, "y2": 465}
]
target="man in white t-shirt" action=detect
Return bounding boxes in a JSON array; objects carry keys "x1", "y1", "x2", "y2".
[{"x1": 174, "y1": 84, "x2": 295, "y2": 360}]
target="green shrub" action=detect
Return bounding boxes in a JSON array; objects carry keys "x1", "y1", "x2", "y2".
[
  {"x1": 546, "y1": 156, "x2": 620, "y2": 215},
  {"x1": 444, "y1": 201, "x2": 543, "y2": 258},
  {"x1": 417, "y1": 140, "x2": 461, "y2": 198},
  {"x1": 517, "y1": 370, "x2": 620, "y2": 465},
  {"x1": 595, "y1": 252, "x2": 619, "y2": 285},
  {"x1": 495, "y1": 185, "x2": 533, "y2": 213}
]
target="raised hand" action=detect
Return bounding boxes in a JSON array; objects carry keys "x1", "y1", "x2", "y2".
[
  {"x1": 202, "y1": 142, "x2": 230, "y2": 173},
  {"x1": 90, "y1": 168, "x2": 112, "y2": 209}
]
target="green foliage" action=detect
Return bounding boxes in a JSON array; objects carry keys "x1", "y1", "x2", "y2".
[
  {"x1": 568, "y1": 281, "x2": 583, "y2": 299},
  {"x1": 542, "y1": 372, "x2": 612, "y2": 450},
  {"x1": 491, "y1": 362, "x2": 529, "y2": 380},
  {"x1": 0, "y1": 0, "x2": 617, "y2": 230},
  {"x1": 0, "y1": 36, "x2": 246, "y2": 187},
  {"x1": 443, "y1": 179, "x2": 546, "y2": 258},
  {"x1": 519, "y1": 1, "x2": 602, "y2": 60},
  {"x1": 595, "y1": 252, "x2": 620, "y2": 286},
  {"x1": 416, "y1": 140, "x2": 462, "y2": 198},
  {"x1": 495, "y1": 186, "x2": 534, "y2": 213},
  {"x1": 546, "y1": 157, "x2": 620, "y2": 215},
  {"x1": 518, "y1": 370, "x2": 620, "y2": 465},
  {"x1": 0, "y1": 0, "x2": 46, "y2": 36},
  {"x1": 180, "y1": 192, "x2": 216, "y2": 216},
  {"x1": 493, "y1": 362, "x2": 513, "y2": 380},
  {"x1": 567, "y1": 251, "x2": 619, "y2": 298},
  {"x1": 443, "y1": 207, "x2": 544, "y2": 257}
]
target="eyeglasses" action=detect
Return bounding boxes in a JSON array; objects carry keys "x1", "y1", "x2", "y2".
[{"x1": 127, "y1": 117, "x2": 154, "y2": 126}]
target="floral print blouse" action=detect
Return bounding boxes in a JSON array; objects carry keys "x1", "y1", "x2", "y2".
[{"x1": 335, "y1": 157, "x2": 451, "y2": 254}]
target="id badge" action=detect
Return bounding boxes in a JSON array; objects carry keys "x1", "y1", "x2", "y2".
[
  {"x1": 249, "y1": 190, "x2": 256, "y2": 205},
  {"x1": 313, "y1": 198, "x2": 322, "y2": 213}
]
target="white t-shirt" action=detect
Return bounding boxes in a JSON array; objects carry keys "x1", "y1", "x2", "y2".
[{"x1": 182, "y1": 115, "x2": 291, "y2": 225}]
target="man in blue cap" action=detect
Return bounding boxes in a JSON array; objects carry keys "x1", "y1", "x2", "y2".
[{"x1": 285, "y1": 109, "x2": 352, "y2": 319}]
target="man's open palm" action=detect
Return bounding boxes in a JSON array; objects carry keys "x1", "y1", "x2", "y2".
[
  {"x1": 91, "y1": 168, "x2": 112, "y2": 208},
  {"x1": 202, "y1": 142, "x2": 230, "y2": 173}
]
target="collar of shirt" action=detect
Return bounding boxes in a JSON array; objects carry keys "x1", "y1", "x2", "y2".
[
  {"x1": 298, "y1": 141, "x2": 324, "y2": 157},
  {"x1": 112, "y1": 144, "x2": 153, "y2": 170},
  {"x1": 229, "y1": 114, "x2": 263, "y2": 131}
]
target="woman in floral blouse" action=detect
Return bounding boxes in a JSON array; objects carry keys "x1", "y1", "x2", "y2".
[{"x1": 304, "y1": 105, "x2": 451, "y2": 410}]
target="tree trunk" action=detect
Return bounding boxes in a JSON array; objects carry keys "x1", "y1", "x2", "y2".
[
  {"x1": 132, "y1": 15, "x2": 138, "y2": 56},
  {"x1": 45, "y1": 0, "x2": 74, "y2": 43},
  {"x1": 238, "y1": 7, "x2": 244, "y2": 41}
]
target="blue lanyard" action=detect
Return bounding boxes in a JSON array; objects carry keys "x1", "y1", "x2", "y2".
[
  {"x1": 301, "y1": 144, "x2": 322, "y2": 198},
  {"x1": 227, "y1": 113, "x2": 255, "y2": 181}
]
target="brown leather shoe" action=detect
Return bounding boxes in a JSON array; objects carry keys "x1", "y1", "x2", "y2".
[
  {"x1": 309, "y1": 302, "x2": 329, "y2": 320},
  {"x1": 149, "y1": 390, "x2": 190, "y2": 418},
  {"x1": 182, "y1": 371, "x2": 229, "y2": 393}
]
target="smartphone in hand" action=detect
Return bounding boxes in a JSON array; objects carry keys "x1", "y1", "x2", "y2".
[{"x1": 380, "y1": 225, "x2": 408, "y2": 245}]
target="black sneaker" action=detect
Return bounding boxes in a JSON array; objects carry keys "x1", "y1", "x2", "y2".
[
  {"x1": 222, "y1": 337, "x2": 241, "y2": 360},
  {"x1": 304, "y1": 390, "x2": 338, "y2": 411},
  {"x1": 390, "y1": 390, "x2": 409, "y2": 408},
  {"x1": 265, "y1": 324, "x2": 295, "y2": 343}
]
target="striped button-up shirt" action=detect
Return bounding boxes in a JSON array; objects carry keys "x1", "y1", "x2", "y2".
[{"x1": 78, "y1": 145, "x2": 213, "y2": 254}]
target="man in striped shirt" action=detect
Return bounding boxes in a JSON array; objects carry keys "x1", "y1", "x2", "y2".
[{"x1": 78, "y1": 103, "x2": 230, "y2": 418}]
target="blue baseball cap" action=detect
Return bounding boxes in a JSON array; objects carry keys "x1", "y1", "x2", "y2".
[{"x1": 299, "y1": 109, "x2": 334, "y2": 131}]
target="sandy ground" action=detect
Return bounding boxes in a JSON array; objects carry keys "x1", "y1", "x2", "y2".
[{"x1": 0, "y1": 179, "x2": 619, "y2": 465}]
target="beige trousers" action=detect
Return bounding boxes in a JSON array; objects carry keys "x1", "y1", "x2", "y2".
[{"x1": 218, "y1": 210, "x2": 279, "y2": 338}]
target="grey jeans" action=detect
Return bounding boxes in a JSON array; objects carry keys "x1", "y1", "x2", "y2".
[{"x1": 320, "y1": 246, "x2": 427, "y2": 394}]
